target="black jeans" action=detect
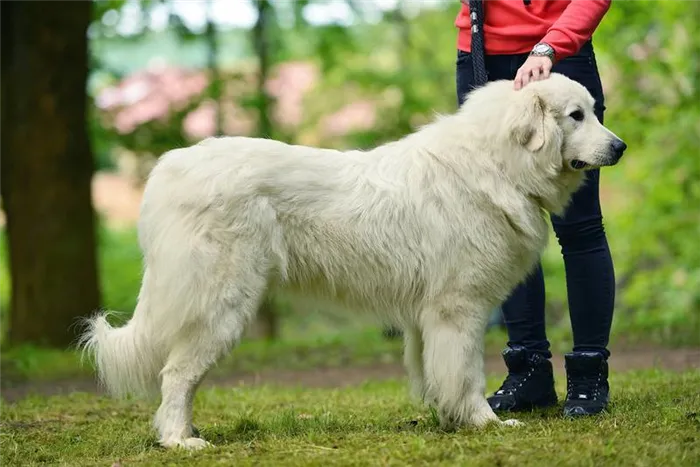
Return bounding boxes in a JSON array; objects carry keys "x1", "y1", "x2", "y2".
[{"x1": 455, "y1": 41, "x2": 615, "y2": 358}]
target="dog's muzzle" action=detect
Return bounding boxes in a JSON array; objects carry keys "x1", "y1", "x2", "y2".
[{"x1": 609, "y1": 138, "x2": 627, "y2": 163}]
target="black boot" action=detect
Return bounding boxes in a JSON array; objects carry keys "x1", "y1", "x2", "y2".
[
  {"x1": 563, "y1": 351, "x2": 610, "y2": 417},
  {"x1": 487, "y1": 345, "x2": 558, "y2": 412}
]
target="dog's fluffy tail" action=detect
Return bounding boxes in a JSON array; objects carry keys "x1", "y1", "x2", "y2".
[{"x1": 79, "y1": 296, "x2": 164, "y2": 399}]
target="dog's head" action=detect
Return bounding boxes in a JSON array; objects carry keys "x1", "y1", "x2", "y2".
[{"x1": 504, "y1": 73, "x2": 626, "y2": 174}]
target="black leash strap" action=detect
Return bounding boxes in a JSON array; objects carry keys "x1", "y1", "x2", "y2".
[{"x1": 467, "y1": 0, "x2": 488, "y2": 86}]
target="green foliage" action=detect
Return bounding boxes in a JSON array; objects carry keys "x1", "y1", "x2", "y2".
[
  {"x1": 3, "y1": 370, "x2": 699, "y2": 466},
  {"x1": 311, "y1": 5, "x2": 458, "y2": 148},
  {"x1": 593, "y1": 1, "x2": 700, "y2": 343}
]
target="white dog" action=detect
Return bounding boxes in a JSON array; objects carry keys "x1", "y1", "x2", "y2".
[{"x1": 80, "y1": 73, "x2": 626, "y2": 450}]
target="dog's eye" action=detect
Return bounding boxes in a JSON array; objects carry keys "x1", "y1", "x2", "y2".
[{"x1": 569, "y1": 110, "x2": 584, "y2": 122}]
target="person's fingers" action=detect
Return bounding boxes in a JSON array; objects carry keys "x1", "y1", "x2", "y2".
[
  {"x1": 515, "y1": 57, "x2": 553, "y2": 90},
  {"x1": 514, "y1": 69, "x2": 523, "y2": 90},
  {"x1": 542, "y1": 60, "x2": 553, "y2": 79}
]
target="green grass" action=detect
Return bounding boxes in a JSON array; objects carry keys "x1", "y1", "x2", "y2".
[{"x1": 2, "y1": 369, "x2": 699, "y2": 466}]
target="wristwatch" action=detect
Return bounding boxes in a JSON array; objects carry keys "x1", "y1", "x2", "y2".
[{"x1": 530, "y1": 42, "x2": 556, "y2": 63}]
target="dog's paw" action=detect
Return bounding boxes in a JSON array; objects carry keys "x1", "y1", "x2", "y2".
[
  {"x1": 161, "y1": 437, "x2": 213, "y2": 450},
  {"x1": 499, "y1": 418, "x2": 524, "y2": 427}
]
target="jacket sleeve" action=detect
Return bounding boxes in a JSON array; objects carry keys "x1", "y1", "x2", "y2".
[{"x1": 542, "y1": 0, "x2": 612, "y2": 60}]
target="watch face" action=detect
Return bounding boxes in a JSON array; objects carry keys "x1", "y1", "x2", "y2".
[{"x1": 534, "y1": 44, "x2": 550, "y2": 53}]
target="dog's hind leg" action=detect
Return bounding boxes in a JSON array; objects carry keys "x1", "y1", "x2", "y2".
[
  {"x1": 154, "y1": 276, "x2": 267, "y2": 450},
  {"x1": 420, "y1": 298, "x2": 522, "y2": 430},
  {"x1": 155, "y1": 338, "x2": 221, "y2": 450}
]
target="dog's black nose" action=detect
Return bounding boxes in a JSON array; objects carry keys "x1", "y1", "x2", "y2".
[{"x1": 611, "y1": 139, "x2": 627, "y2": 159}]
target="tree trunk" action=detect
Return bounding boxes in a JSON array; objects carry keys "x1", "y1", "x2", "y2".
[
  {"x1": 248, "y1": 296, "x2": 280, "y2": 341},
  {"x1": 205, "y1": 0, "x2": 223, "y2": 135},
  {"x1": 0, "y1": 1, "x2": 14, "y2": 197},
  {"x1": 253, "y1": 0, "x2": 273, "y2": 138},
  {"x1": 396, "y1": 0, "x2": 414, "y2": 136},
  {"x1": 251, "y1": 0, "x2": 279, "y2": 340},
  {"x1": 1, "y1": 0, "x2": 101, "y2": 347}
]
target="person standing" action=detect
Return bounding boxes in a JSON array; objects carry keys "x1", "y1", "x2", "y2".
[{"x1": 455, "y1": 0, "x2": 616, "y2": 417}]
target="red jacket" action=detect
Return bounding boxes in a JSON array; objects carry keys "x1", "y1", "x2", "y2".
[{"x1": 455, "y1": 0, "x2": 611, "y2": 60}]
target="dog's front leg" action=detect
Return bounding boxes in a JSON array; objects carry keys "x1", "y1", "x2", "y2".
[{"x1": 420, "y1": 301, "x2": 522, "y2": 430}]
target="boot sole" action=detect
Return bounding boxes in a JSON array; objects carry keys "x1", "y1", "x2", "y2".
[
  {"x1": 563, "y1": 403, "x2": 609, "y2": 417},
  {"x1": 490, "y1": 393, "x2": 559, "y2": 413}
]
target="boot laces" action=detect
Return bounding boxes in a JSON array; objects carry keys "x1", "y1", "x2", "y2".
[
  {"x1": 567, "y1": 373, "x2": 602, "y2": 401},
  {"x1": 495, "y1": 368, "x2": 534, "y2": 396}
]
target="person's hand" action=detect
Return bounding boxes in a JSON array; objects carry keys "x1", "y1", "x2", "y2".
[{"x1": 514, "y1": 55, "x2": 554, "y2": 90}]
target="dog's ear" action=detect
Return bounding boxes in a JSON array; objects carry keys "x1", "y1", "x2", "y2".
[{"x1": 508, "y1": 88, "x2": 550, "y2": 152}]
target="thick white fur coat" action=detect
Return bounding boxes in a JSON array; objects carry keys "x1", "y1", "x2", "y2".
[{"x1": 80, "y1": 74, "x2": 622, "y2": 450}]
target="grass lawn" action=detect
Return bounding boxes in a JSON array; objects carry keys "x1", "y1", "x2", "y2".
[{"x1": 2, "y1": 369, "x2": 699, "y2": 466}]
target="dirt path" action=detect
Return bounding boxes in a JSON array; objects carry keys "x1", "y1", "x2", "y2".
[{"x1": 3, "y1": 346, "x2": 698, "y2": 404}]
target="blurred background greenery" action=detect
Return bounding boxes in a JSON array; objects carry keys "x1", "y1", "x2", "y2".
[{"x1": 1, "y1": 0, "x2": 698, "y2": 381}]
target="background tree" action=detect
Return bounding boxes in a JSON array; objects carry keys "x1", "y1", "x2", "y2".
[
  {"x1": 1, "y1": 0, "x2": 101, "y2": 347},
  {"x1": 251, "y1": 0, "x2": 280, "y2": 340},
  {"x1": 203, "y1": 0, "x2": 224, "y2": 136}
]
